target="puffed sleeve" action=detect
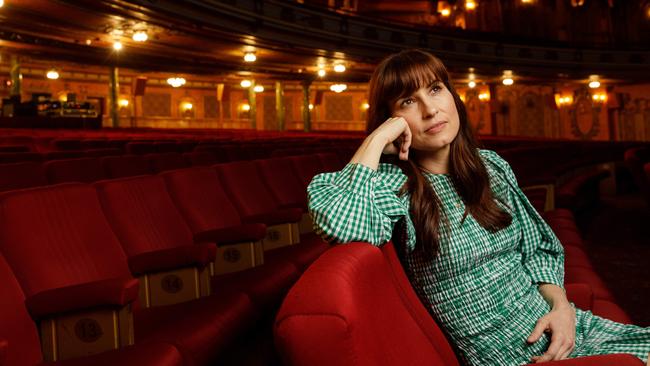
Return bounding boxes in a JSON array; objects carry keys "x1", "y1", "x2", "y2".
[
  {"x1": 307, "y1": 162, "x2": 409, "y2": 246},
  {"x1": 482, "y1": 150, "x2": 565, "y2": 287}
]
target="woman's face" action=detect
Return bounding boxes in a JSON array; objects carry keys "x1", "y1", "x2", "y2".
[{"x1": 390, "y1": 80, "x2": 460, "y2": 153}]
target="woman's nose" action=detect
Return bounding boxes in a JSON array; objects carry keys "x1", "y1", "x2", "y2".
[{"x1": 422, "y1": 101, "x2": 439, "y2": 119}]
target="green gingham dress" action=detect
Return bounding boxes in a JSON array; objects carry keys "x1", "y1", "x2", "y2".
[{"x1": 307, "y1": 149, "x2": 650, "y2": 366}]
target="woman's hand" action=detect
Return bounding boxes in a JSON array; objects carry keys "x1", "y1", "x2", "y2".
[
  {"x1": 372, "y1": 117, "x2": 412, "y2": 161},
  {"x1": 528, "y1": 303, "x2": 576, "y2": 363},
  {"x1": 350, "y1": 117, "x2": 412, "y2": 170}
]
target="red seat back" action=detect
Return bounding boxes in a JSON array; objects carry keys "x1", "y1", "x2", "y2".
[
  {"x1": 146, "y1": 153, "x2": 189, "y2": 173},
  {"x1": 44, "y1": 157, "x2": 104, "y2": 184},
  {"x1": 275, "y1": 243, "x2": 455, "y2": 366},
  {"x1": 94, "y1": 175, "x2": 194, "y2": 256},
  {"x1": 0, "y1": 162, "x2": 47, "y2": 193},
  {"x1": 161, "y1": 167, "x2": 242, "y2": 233},
  {"x1": 289, "y1": 154, "x2": 324, "y2": 188},
  {"x1": 214, "y1": 161, "x2": 280, "y2": 220},
  {"x1": 255, "y1": 158, "x2": 306, "y2": 209},
  {"x1": 101, "y1": 155, "x2": 151, "y2": 179},
  {"x1": 0, "y1": 184, "x2": 131, "y2": 297}
]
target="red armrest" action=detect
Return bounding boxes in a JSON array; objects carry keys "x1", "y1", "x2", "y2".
[
  {"x1": 128, "y1": 243, "x2": 217, "y2": 275},
  {"x1": 0, "y1": 339, "x2": 7, "y2": 366},
  {"x1": 565, "y1": 283, "x2": 593, "y2": 311},
  {"x1": 193, "y1": 223, "x2": 267, "y2": 245},
  {"x1": 25, "y1": 277, "x2": 139, "y2": 319},
  {"x1": 539, "y1": 353, "x2": 644, "y2": 366},
  {"x1": 243, "y1": 208, "x2": 303, "y2": 226}
]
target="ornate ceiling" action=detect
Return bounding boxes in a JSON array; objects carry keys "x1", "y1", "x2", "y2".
[{"x1": 0, "y1": 0, "x2": 648, "y2": 84}]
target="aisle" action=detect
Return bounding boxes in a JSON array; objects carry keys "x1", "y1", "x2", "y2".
[{"x1": 578, "y1": 193, "x2": 650, "y2": 326}]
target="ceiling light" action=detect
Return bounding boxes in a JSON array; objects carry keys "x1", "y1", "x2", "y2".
[
  {"x1": 333, "y1": 64, "x2": 346, "y2": 73},
  {"x1": 330, "y1": 84, "x2": 347, "y2": 93},
  {"x1": 468, "y1": 80, "x2": 476, "y2": 88},
  {"x1": 465, "y1": 0, "x2": 477, "y2": 10},
  {"x1": 182, "y1": 102, "x2": 193, "y2": 111},
  {"x1": 118, "y1": 99, "x2": 129, "y2": 107},
  {"x1": 240, "y1": 79, "x2": 252, "y2": 88},
  {"x1": 502, "y1": 70, "x2": 514, "y2": 86},
  {"x1": 113, "y1": 41, "x2": 123, "y2": 51},
  {"x1": 167, "y1": 77, "x2": 186, "y2": 88},
  {"x1": 588, "y1": 75, "x2": 600, "y2": 89},
  {"x1": 240, "y1": 103, "x2": 251, "y2": 111},
  {"x1": 253, "y1": 85, "x2": 264, "y2": 92},
  {"x1": 85, "y1": 39, "x2": 92, "y2": 45},
  {"x1": 132, "y1": 31, "x2": 148, "y2": 42},
  {"x1": 317, "y1": 69, "x2": 326, "y2": 77},
  {"x1": 478, "y1": 92, "x2": 490, "y2": 101},
  {"x1": 308, "y1": 104, "x2": 314, "y2": 110},
  {"x1": 244, "y1": 52, "x2": 257, "y2": 62},
  {"x1": 440, "y1": 8, "x2": 451, "y2": 17},
  {"x1": 46, "y1": 69, "x2": 59, "y2": 80},
  {"x1": 362, "y1": 102, "x2": 370, "y2": 110},
  {"x1": 0, "y1": 0, "x2": 4, "y2": 8}
]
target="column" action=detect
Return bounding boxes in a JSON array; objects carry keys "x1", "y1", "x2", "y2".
[
  {"x1": 275, "y1": 81, "x2": 285, "y2": 131},
  {"x1": 108, "y1": 66, "x2": 120, "y2": 128},
  {"x1": 248, "y1": 80, "x2": 257, "y2": 129},
  {"x1": 301, "y1": 79, "x2": 311, "y2": 132},
  {"x1": 10, "y1": 55, "x2": 22, "y2": 100}
]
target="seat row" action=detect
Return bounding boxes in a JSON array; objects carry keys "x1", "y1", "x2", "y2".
[
  {"x1": 0, "y1": 156, "x2": 334, "y2": 365},
  {"x1": 0, "y1": 151, "x2": 346, "y2": 193},
  {"x1": 275, "y1": 242, "x2": 644, "y2": 366}
]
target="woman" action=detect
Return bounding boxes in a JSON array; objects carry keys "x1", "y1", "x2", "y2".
[{"x1": 307, "y1": 49, "x2": 650, "y2": 365}]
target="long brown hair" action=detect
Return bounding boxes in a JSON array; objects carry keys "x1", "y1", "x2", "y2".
[{"x1": 367, "y1": 49, "x2": 511, "y2": 260}]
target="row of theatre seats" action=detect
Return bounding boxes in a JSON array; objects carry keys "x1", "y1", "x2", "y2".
[
  {"x1": 0, "y1": 129, "x2": 645, "y2": 366},
  {"x1": 0, "y1": 151, "x2": 345, "y2": 193},
  {"x1": 0, "y1": 152, "x2": 346, "y2": 365}
]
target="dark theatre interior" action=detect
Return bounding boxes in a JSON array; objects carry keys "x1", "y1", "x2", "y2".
[{"x1": 0, "y1": 0, "x2": 649, "y2": 365}]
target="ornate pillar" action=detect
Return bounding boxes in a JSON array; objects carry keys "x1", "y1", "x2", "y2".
[
  {"x1": 301, "y1": 79, "x2": 312, "y2": 132},
  {"x1": 248, "y1": 80, "x2": 257, "y2": 129},
  {"x1": 108, "y1": 66, "x2": 120, "y2": 128},
  {"x1": 275, "y1": 81, "x2": 285, "y2": 131}
]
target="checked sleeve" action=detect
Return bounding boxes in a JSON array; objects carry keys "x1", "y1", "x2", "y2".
[
  {"x1": 307, "y1": 163, "x2": 408, "y2": 246},
  {"x1": 482, "y1": 150, "x2": 565, "y2": 287}
]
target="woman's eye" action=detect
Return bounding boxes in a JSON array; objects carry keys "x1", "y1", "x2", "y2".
[
  {"x1": 430, "y1": 85, "x2": 442, "y2": 93},
  {"x1": 400, "y1": 98, "x2": 414, "y2": 107}
]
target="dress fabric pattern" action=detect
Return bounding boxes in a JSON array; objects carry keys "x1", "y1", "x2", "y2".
[{"x1": 307, "y1": 149, "x2": 650, "y2": 366}]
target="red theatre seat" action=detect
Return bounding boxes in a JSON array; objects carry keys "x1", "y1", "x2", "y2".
[
  {"x1": 0, "y1": 253, "x2": 184, "y2": 366},
  {"x1": 145, "y1": 152, "x2": 189, "y2": 173},
  {"x1": 161, "y1": 167, "x2": 301, "y2": 308},
  {"x1": 275, "y1": 242, "x2": 643, "y2": 366},
  {"x1": 0, "y1": 184, "x2": 256, "y2": 366},
  {"x1": 101, "y1": 155, "x2": 151, "y2": 178},
  {"x1": 0, "y1": 162, "x2": 47, "y2": 193},
  {"x1": 44, "y1": 157, "x2": 104, "y2": 184}
]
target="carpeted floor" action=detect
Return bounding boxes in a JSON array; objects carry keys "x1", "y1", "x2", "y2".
[{"x1": 577, "y1": 193, "x2": 650, "y2": 327}]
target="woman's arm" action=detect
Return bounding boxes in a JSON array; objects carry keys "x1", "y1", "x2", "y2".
[
  {"x1": 308, "y1": 117, "x2": 412, "y2": 246},
  {"x1": 528, "y1": 283, "x2": 576, "y2": 363}
]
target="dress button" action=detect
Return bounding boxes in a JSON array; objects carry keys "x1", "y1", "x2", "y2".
[{"x1": 370, "y1": 177, "x2": 377, "y2": 183}]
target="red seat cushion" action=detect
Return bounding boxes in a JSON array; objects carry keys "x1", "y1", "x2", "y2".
[
  {"x1": 212, "y1": 259, "x2": 300, "y2": 309},
  {"x1": 135, "y1": 292, "x2": 257, "y2": 366}
]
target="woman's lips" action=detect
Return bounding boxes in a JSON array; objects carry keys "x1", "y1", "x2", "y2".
[{"x1": 424, "y1": 121, "x2": 447, "y2": 134}]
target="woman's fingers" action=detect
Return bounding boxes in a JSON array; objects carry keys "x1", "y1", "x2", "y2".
[{"x1": 527, "y1": 318, "x2": 549, "y2": 344}]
